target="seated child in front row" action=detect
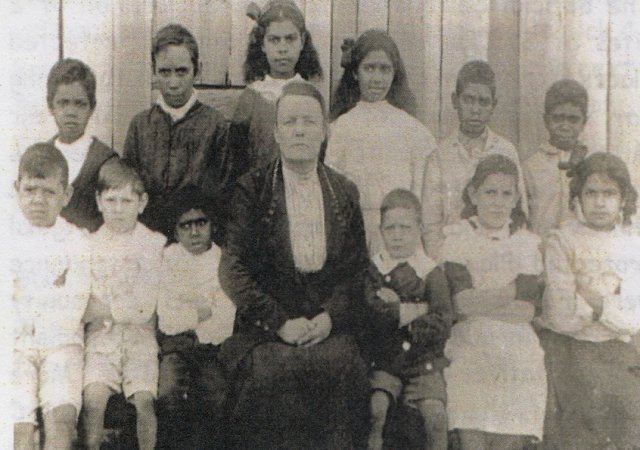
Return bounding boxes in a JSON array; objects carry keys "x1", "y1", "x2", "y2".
[
  {"x1": 12, "y1": 143, "x2": 90, "y2": 450},
  {"x1": 156, "y1": 186, "x2": 236, "y2": 449},
  {"x1": 441, "y1": 154, "x2": 546, "y2": 450},
  {"x1": 82, "y1": 159, "x2": 166, "y2": 450},
  {"x1": 541, "y1": 153, "x2": 640, "y2": 449},
  {"x1": 364, "y1": 189, "x2": 452, "y2": 450}
]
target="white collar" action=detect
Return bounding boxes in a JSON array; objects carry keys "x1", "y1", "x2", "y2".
[
  {"x1": 54, "y1": 133, "x2": 93, "y2": 182},
  {"x1": 54, "y1": 133, "x2": 92, "y2": 153},
  {"x1": 372, "y1": 247, "x2": 437, "y2": 279},
  {"x1": 156, "y1": 90, "x2": 198, "y2": 122},
  {"x1": 251, "y1": 74, "x2": 304, "y2": 101},
  {"x1": 468, "y1": 216, "x2": 512, "y2": 240}
]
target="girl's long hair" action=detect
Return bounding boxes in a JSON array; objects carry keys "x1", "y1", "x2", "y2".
[
  {"x1": 569, "y1": 152, "x2": 638, "y2": 225},
  {"x1": 244, "y1": 2, "x2": 323, "y2": 83},
  {"x1": 330, "y1": 29, "x2": 416, "y2": 121},
  {"x1": 461, "y1": 154, "x2": 529, "y2": 233}
]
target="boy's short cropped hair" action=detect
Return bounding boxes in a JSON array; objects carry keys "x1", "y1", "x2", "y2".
[
  {"x1": 152, "y1": 24, "x2": 199, "y2": 75},
  {"x1": 19, "y1": 142, "x2": 69, "y2": 186},
  {"x1": 96, "y1": 158, "x2": 145, "y2": 195},
  {"x1": 47, "y1": 58, "x2": 97, "y2": 110},
  {"x1": 380, "y1": 188, "x2": 422, "y2": 222},
  {"x1": 544, "y1": 79, "x2": 588, "y2": 117},
  {"x1": 455, "y1": 60, "x2": 496, "y2": 99}
]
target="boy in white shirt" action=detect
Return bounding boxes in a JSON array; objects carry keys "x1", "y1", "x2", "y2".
[
  {"x1": 82, "y1": 159, "x2": 165, "y2": 450},
  {"x1": 12, "y1": 143, "x2": 91, "y2": 450}
]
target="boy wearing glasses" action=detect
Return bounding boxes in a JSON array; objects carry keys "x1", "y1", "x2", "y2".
[
  {"x1": 523, "y1": 79, "x2": 588, "y2": 239},
  {"x1": 421, "y1": 60, "x2": 526, "y2": 259},
  {"x1": 156, "y1": 185, "x2": 235, "y2": 449}
]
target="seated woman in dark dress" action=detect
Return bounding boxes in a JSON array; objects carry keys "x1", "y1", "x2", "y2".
[{"x1": 218, "y1": 81, "x2": 370, "y2": 449}]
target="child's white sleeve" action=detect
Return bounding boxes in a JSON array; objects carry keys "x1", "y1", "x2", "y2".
[
  {"x1": 47, "y1": 237, "x2": 91, "y2": 339},
  {"x1": 599, "y1": 288, "x2": 640, "y2": 337},
  {"x1": 598, "y1": 236, "x2": 640, "y2": 337},
  {"x1": 157, "y1": 259, "x2": 199, "y2": 336},
  {"x1": 197, "y1": 283, "x2": 236, "y2": 345},
  {"x1": 543, "y1": 231, "x2": 594, "y2": 334}
]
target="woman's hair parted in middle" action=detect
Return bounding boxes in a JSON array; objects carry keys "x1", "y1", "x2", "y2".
[
  {"x1": 244, "y1": 0, "x2": 323, "y2": 83},
  {"x1": 330, "y1": 29, "x2": 416, "y2": 121},
  {"x1": 461, "y1": 154, "x2": 528, "y2": 231}
]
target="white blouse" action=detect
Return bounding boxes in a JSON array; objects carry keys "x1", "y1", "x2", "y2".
[{"x1": 282, "y1": 164, "x2": 326, "y2": 272}]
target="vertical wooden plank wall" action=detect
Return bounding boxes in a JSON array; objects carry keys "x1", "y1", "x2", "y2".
[
  {"x1": 7, "y1": 0, "x2": 60, "y2": 156},
  {"x1": 357, "y1": 0, "x2": 388, "y2": 34},
  {"x1": 112, "y1": 0, "x2": 153, "y2": 153},
  {"x1": 63, "y1": 0, "x2": 114, "y2": 146},
  {"x1": 487, "y1": 0, "x2": 520, "y2": 150},
  {"x1": 389, "y1": 0, "x2": 427, "y2": 124},
  {"x1": 609, "y1": 0, "x2": 640, "y2": 188},
  {"x1": 564, "y1": 0, "x2": 608, "y2": 153},
  {"x1": 229, "y1": 0, "x2": 254, "y2": 86},
  {"x1": 421, "y1": 0, "x2": 443, "y2": 138},
  {"x1": 204, "y1": 0, "x2": 232, "y2": 84},
  {"x1": 305, "y1": 0, "x2": 332, "y2": 105},
  {"x1": 440, "y1": 0, "x2": 491, "y2": 138},
  {"x1": 518, "y1": 0, "x2": 564, "y2": 159}
]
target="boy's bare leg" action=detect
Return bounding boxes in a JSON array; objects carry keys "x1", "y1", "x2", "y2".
[
  {"x1": 490, "y1": 433, "x2": 525, "y2": 450},
  {"x1": 132, "y1": 391, "x2": 156, "y2": 450},
  {"x1": 83, "y1": 383, "x2": 111, "y2": 450},
  {"x1": 369, "y1": 390, "x2": 390, "y2": 450},
  {"x1": 459, "y1": 429, "x2": 488, "y2": 450},
  {"x1": 416, "y1": 399, "x2": 448, "y2": 450},
  {"x1": 14, "y1": 423, "x2": 35, "y2": 450},
  {"x1": 42, "y1": 404, "x2": 77, "y2": 450}
]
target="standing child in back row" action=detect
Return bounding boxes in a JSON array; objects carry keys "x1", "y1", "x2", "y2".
[
  {"x1": 228, "y1": 0, "x2": 323, "y2": 173},
  {"x1": 422, "y1": 60, "x2": 526, "y2": 259},
  {"x1": 326, "y1": 30, "x2": 437, "y2": 255},
  {"x1": 123, "y1": 24, "x2": 233, "y2": 242},
  {"x1": 364, "y1": 189, "x2": 451, "y2": 450},
  {"x1": 523, "y1": 79, "x2": 589, "y2": 239},
  {"x1": 47, "y1": 58, "x2": 118, "y2": 232},
  {"x1": 82, "y1": 159, "x2": 165, "y2": 450}
]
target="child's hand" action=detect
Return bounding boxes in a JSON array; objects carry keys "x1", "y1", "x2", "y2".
[
  {"x1": 578, "y1": 272, "x2": 621, "y2": 306},
  {"x1": 377, "y1": 287, "x2": 401, "y2": 303},
  {"x1": 197, "y1": 305, "x2": 212, "y2": 323}
]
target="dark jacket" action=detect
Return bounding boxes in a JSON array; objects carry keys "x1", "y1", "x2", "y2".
[
  {"x1": 218, "y1": 160, "x2": 368, "y2": 375},
  {"x1": 122, "y1": 101, "x2": 236, "y2": 241},
  {"x1": 56, "y1": 137, "x2": 117, "y2": 232},
  {"x1": 364, "y1": 262, "x2": 452, "y2": 378}
]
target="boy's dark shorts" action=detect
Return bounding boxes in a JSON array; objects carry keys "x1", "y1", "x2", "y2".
[{"x1": 371, "y1": 369, "x2": 446, "y2": 405}]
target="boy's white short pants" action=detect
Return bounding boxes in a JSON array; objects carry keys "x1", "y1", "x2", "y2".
[
  {"x1": 13, "y1": 344, "x2": 83, "y2": 424},
  {"x1": 83, "y1": 323, "x2": 159, "y2": 398}
]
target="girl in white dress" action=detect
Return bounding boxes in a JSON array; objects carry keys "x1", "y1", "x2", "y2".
[
  {"x1": 326, "y1": 29, "x2": 436, "y2": 254},
  {"x1": 440, "y1": 154, "x2": 546, "y2": 450}
]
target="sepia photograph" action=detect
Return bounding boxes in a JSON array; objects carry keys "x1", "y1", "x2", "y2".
[{"x1": 4, "y1": 0, "x2": 640, "y2": 448}]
